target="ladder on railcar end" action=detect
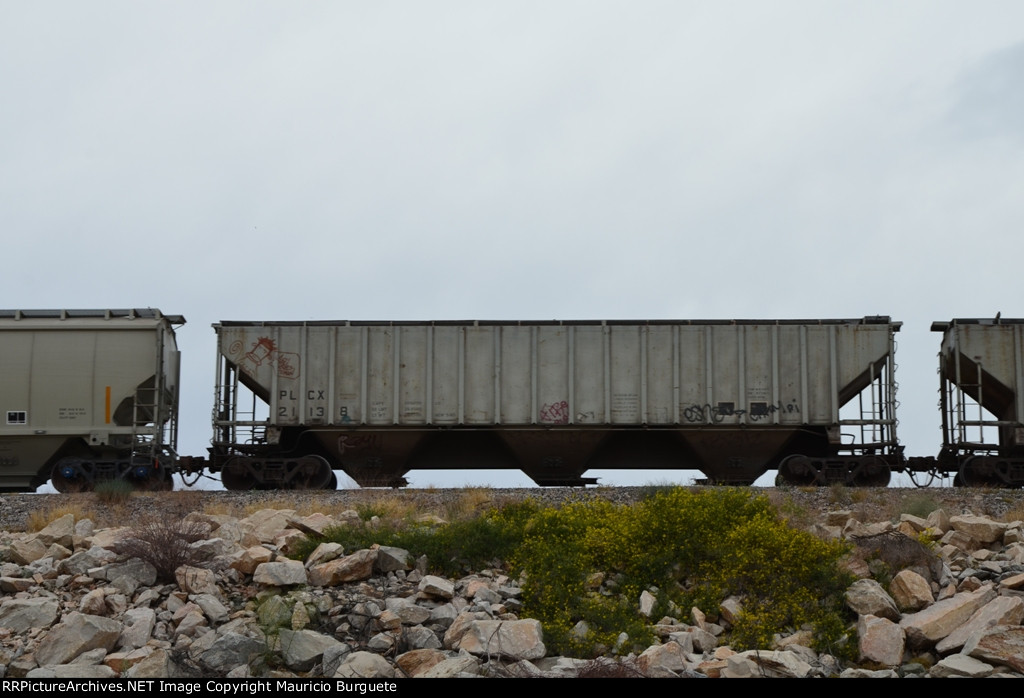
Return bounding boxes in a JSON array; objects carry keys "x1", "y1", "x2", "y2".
[
  {"x1": 130, "y1": 387, "x2": 173, "y2": 458},
  {"x1": 212, "y1": 359, "x2": 267, "y2": 458},
  {"x1": 943, "y1": 356, "x2": 1000, "y2": 456},
  {"x1": 840, "y1": 342, "x2": 900, "y2": 460},
  {"x1": 129, "y1": 327, "x2": 180, "y2": 469}
]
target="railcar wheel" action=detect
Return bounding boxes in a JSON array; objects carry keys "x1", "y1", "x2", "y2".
[
  {"x1": 221, "y1": 457, "x2": 259, "y2": 490},
  {"x1": 51, "y1": 460, "x2": 92, "y2": 493},
  {"x1": 850, "y1": 457, "x2": 891, "y2": 487},
  {"x1": 285, "y1": 455, "x2": 333, "y2": 490},
  {"x1": 777, "y1": 455, "x2": 818, "y2": 486},
  {"x1": 127, "y1": 459, "x2": 174, "y2": 491},
  {"x1": 958, "y1": 457, "x2": 1010, "y2": 487}
]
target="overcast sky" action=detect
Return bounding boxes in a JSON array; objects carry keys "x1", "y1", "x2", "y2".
[{"x1": 4, "y1": 2, "x2": 1024, "y2": 489}]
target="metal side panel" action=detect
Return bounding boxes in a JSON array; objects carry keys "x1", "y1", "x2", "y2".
[
  {"x1": 430, "y1": 325, "x2": 460, "y2": 425},
  {"x1": 335, "y1": 326, "x2": 363, "y2": 424},
  {"x1": 573, "y1": 325, "x2": 605, "y2": 424},
  {"x1": 463, "y1": 326, "x2": 496, "y2": 424},
  {"x1": 609, "y1": 325, "x2": 641, "y2": 424},
  {"x1": 500, "y1": 326, "x2": 532, "y2": 424},
  {"x1": 217, "y1": 318, "x2": 898, "y2": 432}
]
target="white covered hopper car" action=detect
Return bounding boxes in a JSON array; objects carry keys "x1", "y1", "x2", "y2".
[
  {"x1": 0, "y1": 309, "x2": 182, "y2": 492},
  {"x1": 929, "y1": 318, "x2": 1024, "y2": 487},
  {"x1": 196, "y1": 317, "x2": 902, "y2": 488}
]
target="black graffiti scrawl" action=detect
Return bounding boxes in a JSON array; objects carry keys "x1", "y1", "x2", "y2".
[{"x1": 683, "y1": 400, "x2": 800, "y2": 423}]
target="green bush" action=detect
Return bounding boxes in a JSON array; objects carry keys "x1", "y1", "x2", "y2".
[{"x1": 290, "y1": 500, "x2": 538, "y2": 577}]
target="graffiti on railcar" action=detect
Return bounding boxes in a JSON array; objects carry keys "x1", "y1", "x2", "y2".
[
  {"x1": 540, "y1": 401, "x2": 570, "y2": 424},
  {"x1": 683, "y1": 400, "x2": 800, "y2": 423}
]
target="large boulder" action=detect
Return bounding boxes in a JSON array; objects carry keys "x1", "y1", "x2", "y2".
[{"x1": 35, "y1": 613, "x2": 122, "y2": 667}]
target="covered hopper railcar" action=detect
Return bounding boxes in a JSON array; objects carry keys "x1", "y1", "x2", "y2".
[
  {"x1": 928, "y1": 318, "x2": 1024, "y2": 487},
  {"x1": 0, "y1": 309, "x2": 183, "y2": 492},
  {"x1": 195, "y1": 317, "x2": 903, "y2": 489}
]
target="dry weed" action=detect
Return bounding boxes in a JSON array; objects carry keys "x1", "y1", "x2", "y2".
[
  {"x1": 164, "y1": 489, "x2": 205, "y2": 513},
  {"x1": 26, "y1": 500, "x2": 93, "y2": 532},
  {"x1": 356, "y1": 495, "x2": 419, "y2": 524},
  {"x1": 192, "y1": 498, "x2": 244, "y2": 518},
  {"x1": 291, "y1": 495, "x2": 347, "y2": 518},
  {"x1": 899, "y1": 493, "x2": 941, "y2": 519},
  {"x1": 848, "y1": 488, "x2": 870, "y2": 504},
  {"x1": 828, "y1": 483, "x2": 851, "y2": 506},
  {"x1": 241, "y1": 500, "x2": 290, "y2": 517},
  {"x1": 443, "y1": 487, "x2": 494, "y2": 521},
  {"x1": 111, "y1": 513, "x2": 213, "y2": 582},
  {"x1": 1001, "y1": 501, "x2": 1024, "y2": 524}
]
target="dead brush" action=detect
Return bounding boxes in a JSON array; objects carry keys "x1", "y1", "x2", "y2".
[{"x1": 111, "y1": 512, "x2": 214, "y2": 582}]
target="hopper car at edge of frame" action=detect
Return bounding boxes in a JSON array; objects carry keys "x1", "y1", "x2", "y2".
[{"x1": 3, "y1": 310, "x2": 1024, "y2": 492}]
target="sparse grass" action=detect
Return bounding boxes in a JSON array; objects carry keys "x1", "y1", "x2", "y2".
[
  {"x1": 849, "y1": 488, "x2": 870, "y2": 504},
  {"x1": 441, "y1": 487, "x2": 494, "y2": 521},
  {"x1": 767, "y1": 492, "x2": 817, "y2": 530},
  {"x1": 355, "y1": 495, "x2": 419, "y2": 523},
  {"x1": 637, "y1": 478, "x2": 687, "y2": 500},
  {"x1": 93, "y1": 479, "x2": 135, "y2": 505},
  {"x1": 828, "y1": 482, "x2": 851, "y2": 506},
  {"x1": 289, "y1": 499, "x2": 538, "y2": 576},
  {"x1": 163, "y1": 490, "x2": 419, "y2": 522},
  {"x1": 187, "y1": 497, "x2": 243, "y2": 518},
  {"x1": 1001, "y1": 501, "x2": 1024, "y2": 524},
  {"x1": 26, "y1": 502, "x2": 91, "y2": 532},
  {"x1": 164, "y1": 488, "x2": 205, "y2": 512},
  {"x1": 901, "y1": 493, "x2": 940, "y2": 519},
  {"x1": 292, "y1": 496, "x2": 341, "y2": 518}
]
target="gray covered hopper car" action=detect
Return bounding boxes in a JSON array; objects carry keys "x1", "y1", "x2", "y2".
[
  {"x1": 0, "y1": 309, "x2": 183, "y2": 492},
  {"x1": 199, "y1": 317, "x2": 902, "y2": 488},
  {"x1": 929, "y1": 318, "x2": 1024, "y2": 487}
]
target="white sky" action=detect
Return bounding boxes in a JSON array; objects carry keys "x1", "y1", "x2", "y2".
[{"x1": 4, "y1": 2, "x2": 1024, "y2": 489}]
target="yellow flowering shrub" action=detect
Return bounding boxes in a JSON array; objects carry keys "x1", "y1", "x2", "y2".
[
  {"x1": 694, "y1": 508, "x2": 853, "y2": 651},
  {"x1": 509, "y1": 489, "x2": 852, "y2": 657}
]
